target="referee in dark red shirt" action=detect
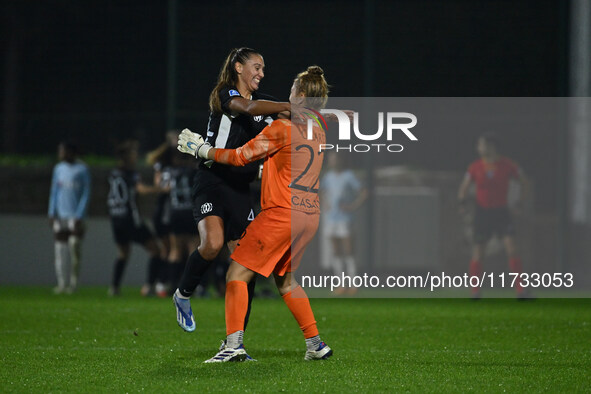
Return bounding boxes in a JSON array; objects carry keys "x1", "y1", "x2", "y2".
[{"x1": 458, "y1": 133, "x2": 530, "y2": 298}]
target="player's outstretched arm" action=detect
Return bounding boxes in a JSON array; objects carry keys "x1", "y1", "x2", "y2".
[
  {"x1": 457, "y1": 172, "x2": 473, "y2": 202},
  {"x1": 343, "y1": 187, "x2": 368, "y2": 212},
  {"x1": 48, "y1": 167, "x2": 59, "y2": 219},
  {"x1": 207, "y1": 120, "x2": 288, "y2": 167},
  {"x1": 227, "y1": 97, "x2": 290, "y2": 117},
  {"x1": 177, "y1": 122, "x2": 286, "y2": 167},
  {"x1": 75, "y1": 167, "x2": 91, "y2": 219}
]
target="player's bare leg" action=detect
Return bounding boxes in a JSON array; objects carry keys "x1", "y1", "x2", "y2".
[
  {"x1": 67, "y1": 222, "x2": 84, "y2": 293},
  {"x1": 67, "y1": 235, "x2": 81, "y2": 293},
  {"x1": 159, "y1": 235, "x2": 171, "y2": 261},
  {"x1": 167, "y1": 234, "x2": 184, "y2": 293},
  {"x1": 110, "y1": 243, "x2": 130, "y2": 296},
  {"x1": 197, "y1": 216, "x2": 225, "y2": 261},
  {"x1": 141, "y1": 237, "x2": 162, "y2": 296},
  {"x1": 341, "y1": 235, "x2": 358, "y2": 294},
  {"x1": 53, "y1": 230, "x2": 70, "y2": 294},
  {"x1": 155, "y1": 234, "x2": 171, "y2": 297},
  {"x1": 330, "y1": 237, "x2": 346, "y2": 295}
]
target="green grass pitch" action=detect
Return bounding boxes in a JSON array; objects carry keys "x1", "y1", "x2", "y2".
[{"x1": 1, "y1": 287, "x2": 590, "y2": 392}]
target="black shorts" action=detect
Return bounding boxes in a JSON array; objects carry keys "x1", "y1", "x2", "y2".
[
  {"x1": 192, "y1": 171, "x2": 254, "y2": 242},
  {"x1": 473, "y1": 206, "x2": 515, "y2": 244},
  {"x1": 152, "y1": 212, "x2": 171, "y2": 238},
  {"x1": 111, "y1": 217, "x2": 154, "y2": 245},
  {"x1": 170, "y1": 210, "x2": 198, "y2": 235},
  {"x1": 52, "y1": 218, "x2": 86, "y2": 238}
]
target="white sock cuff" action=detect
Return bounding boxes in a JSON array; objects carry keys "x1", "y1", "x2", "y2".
[
  {"x1": 344, "y1": 255, "x2": 356, "y2": 277},
  {"x1": 226, "y1": 330, "x2": 244, "y2": 349},
  {"x1": 305, "y1": 335, "x2": 322, "y2": 351},
  {"x1": 175, "y1": 289, "x2": 190, "y2": 300},
  {"x1": 54, "y1": 241, "x2": 69, "y2": 287}
]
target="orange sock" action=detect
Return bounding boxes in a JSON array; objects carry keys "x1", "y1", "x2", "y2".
[
  {"x1": 282, "y1": 285, "x2": 319, "y2": 339},
  {"x1": 225, "y1": 280, "x2": 249, "y2": 336}
]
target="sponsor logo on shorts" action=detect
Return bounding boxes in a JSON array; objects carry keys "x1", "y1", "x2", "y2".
[
  {"x1": 253, "y1": 115, "x2": 263, "y2": 122},
  {"x1": 201, "y1": 202, "x2": 213, "y2": 214},
  {"x1": 228, "y1": 89, "x2": 240, "y2": 97}
]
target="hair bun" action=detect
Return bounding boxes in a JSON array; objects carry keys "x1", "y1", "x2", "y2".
[{"x1": 307, "y1": 65, "x2": 324, "y2": 76}]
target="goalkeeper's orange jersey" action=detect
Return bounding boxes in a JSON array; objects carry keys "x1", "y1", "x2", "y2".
[{"x1": 214, "y1": 118, "x2": 325, "y2": 214}]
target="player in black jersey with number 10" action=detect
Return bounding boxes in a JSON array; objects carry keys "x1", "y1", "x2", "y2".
[
  {"x1": 108, "y1": 140, "x2": 169, "y2": 296},
  {"x1": 173, "y1": 47, "x2": 296, "y2": 332},
  {"x1": 146, "y1": 132, "x2": 177, "y2": 297}
]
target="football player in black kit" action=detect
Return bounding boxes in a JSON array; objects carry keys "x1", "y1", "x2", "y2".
[
  {"x1": 108, "y1": 140, "x2": 169, "y2": 296},
  {"x1": 173, "y1": 47, "x2": 296, "y2": 332},
  {"x1": 167, "y1": 151, "x2": 199, "y2": 292},
  {"x1": 147, "y1": 132, "x2": 177, "y2": 297}
]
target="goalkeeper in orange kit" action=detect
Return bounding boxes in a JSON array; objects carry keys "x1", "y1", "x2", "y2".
[{"x1": 178, "y1": 66, "x2": 332, "y2": 362}]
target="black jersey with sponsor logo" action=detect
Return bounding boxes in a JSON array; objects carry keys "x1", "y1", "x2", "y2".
[
  {"x1": 107, "y1": 168, "x2": 142, "y2": 225},
  {"x1": 199, "y1": 85, "x2": 276, "y2": 188}
]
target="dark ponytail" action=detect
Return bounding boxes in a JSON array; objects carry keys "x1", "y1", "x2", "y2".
[{"x1": 209, "y1": 47, "x2": 260, "y2": 114}]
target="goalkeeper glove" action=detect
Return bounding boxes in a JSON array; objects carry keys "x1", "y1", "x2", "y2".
[{"x1": 177, "y1": 128, "x2": 213, "y2": 159}]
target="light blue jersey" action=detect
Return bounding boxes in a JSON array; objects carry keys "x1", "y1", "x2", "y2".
[
  {"x1": 321, "y1": 170, "x2": 361, "y2": 223},
  {"x1": 48, "y1": 160, "x2": 91, "y2": 219}
]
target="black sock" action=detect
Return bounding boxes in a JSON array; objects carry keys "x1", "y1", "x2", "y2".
[
  {"x1": 170, "y1": 260, "x2": 185, "y2": 290},
  {"x1": 112, "y1": 258, "x2": 127, "y2": 288},
  {"x1": 168, "y1": 261, "x2": 178, "y2": 290},
  {"x1": 243, "y1": 275, "x2": 257, "y2": 330},
  {"x1": 158, "y1": 259, "x2": 169, "y2": 284},
  {"x1": 147, "y1": 256, "x2": 162, "y2": 286},
  {"x1": 178, "y1": 250, "x2": 213, "y2": 297}
]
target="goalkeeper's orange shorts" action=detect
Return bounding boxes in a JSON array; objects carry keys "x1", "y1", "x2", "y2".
[{"x1": 231, "y1": 207, "x2": 319, "y2": 277}]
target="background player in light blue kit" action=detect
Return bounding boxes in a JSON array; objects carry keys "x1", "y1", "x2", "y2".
[
  {"x1": 321, "y1": 152, "x2": 367, "y2": 295},
  {"x1": 48, "y1": 142, "x2": 91, "y2": 294}
]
